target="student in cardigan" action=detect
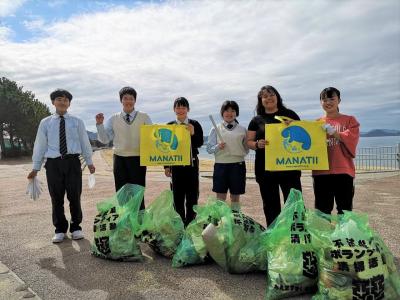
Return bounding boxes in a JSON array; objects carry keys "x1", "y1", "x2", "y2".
[
  {"x1": 27, "y1": 89, "x2": 95, "y2": 243},
  {"x1": 206, "y1": 100, "x2": 248, "y2": 212},
  {"x1": 313, "y1": 87, "x2": 360, "y2": 214},
  {"x1": 164, "y1": 97, "x2": 204, "y2": 226},
  {"x1": 95, "y1": 86, "x2": 152, "y2": 209},
  {"x1": 247, "y1": 85, "x2": 302, "y2": 226}
]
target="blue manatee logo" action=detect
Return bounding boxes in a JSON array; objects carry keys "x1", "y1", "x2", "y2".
[
  {"x1": 281, "y1": 126, "x2": 311, "y2": 153},
  {"x1": 154, "y1": 128, "x2": 179, "y2": 153}
]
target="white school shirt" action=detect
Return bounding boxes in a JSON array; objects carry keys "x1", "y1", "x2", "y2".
[{"x1": 206, "y1": 122, "x2": 249, "y2": 163}]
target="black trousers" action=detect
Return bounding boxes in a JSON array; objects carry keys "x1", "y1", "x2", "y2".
[
  {"x1": 313, "y1": 174, "x2": 354, "y2": 214},
  {"x1": 113, "y1": 155, "x2": 146, "y2": 209},
  {"x1": 45, "y1": 156, "x2": 82, "y2": 234},
  {"x1": 171, "y1": 157, "x2": 199, "y2": 226},
  {"x1": 256, "y1": 170, "x2": 302, "y2": 227}
]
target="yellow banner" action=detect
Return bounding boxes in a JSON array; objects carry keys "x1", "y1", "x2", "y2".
[
  {"x1": 140, "y1": 124, "x2": 191, "y2": 166},
  {"x1": 265, "y1": 120, "x2": 329, "y2": 171}
]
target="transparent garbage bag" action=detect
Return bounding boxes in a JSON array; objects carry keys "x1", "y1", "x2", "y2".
[
  {"x1": 172, "y1": 198, "x2": 232, "y2": 267},
  {"x1": 202, "y1": 212, "x2": 267, "y2": 274},
  {"x1": 136, "y1": 190, "x2": 185, "y2": 258},
  {"x1": 91, "y1": 184, "x2": 145, "y2": 261},
  {"x1": 307, "y1": 211, "x2": 400, "y2": 300},
  {"x1": 265, "y1": 189, "x2": 318, "y2": 299}
]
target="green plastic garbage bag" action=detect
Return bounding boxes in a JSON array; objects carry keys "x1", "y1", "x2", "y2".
[
  {"x1": 202, "y1": 211, "x2": 266, "y2": 274},
  {"x1": 172, "y1": 198, "x2": 232, "y2": 267},
  {"x1": 265, "y1": 189, "x2": 318, "y2": 300},
  {"x1": 136, "y1": 190, "x2": 185, "y2": 258},
  {"x1": 91, "y1": 184, "x2": 144, "y2": 261},
  {"x1": 306, "y1": 210, "x2": 400, "y2": 300}
]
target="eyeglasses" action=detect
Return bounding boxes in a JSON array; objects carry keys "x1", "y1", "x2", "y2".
[{"x1": 262, "y1": 92, "x2": 276, "y2": 98}]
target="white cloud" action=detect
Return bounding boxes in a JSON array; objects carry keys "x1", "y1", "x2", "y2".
[
  {"x1": 23, "y1": 17, "x2": 46, "y2": 32},
  {"x1": 0, "y1": 26, "x2": 12, "y2": 39},
  {"x1": 0, "y1": 0, "x2": 399, "y2": 133},
  {"x1": 0, "y1": 0, "x2": 26, "y2": 17},
  {"x1": 47, "y1": 0, "x2": 67, "y2": 8}
]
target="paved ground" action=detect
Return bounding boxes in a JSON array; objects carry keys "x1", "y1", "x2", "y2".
[{"x1": 0, "y1": 151, "x2": 399, "y2": 300}]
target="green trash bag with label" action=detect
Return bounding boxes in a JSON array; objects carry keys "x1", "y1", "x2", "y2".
[
  {"x1": 306, "y1": 210, "x2": 400, "y2": 300},
  {"x1": 202, "y1": 211, "x2": 267, "y2": 274},
  {"x1": 265, "y1": 189, "x2": 318, "y2": 300},
  {"x1": 136, "y1": 190, "x2": 184, "y2": 258},
  {"x1": 91, "y1": 184, "x2": 144, "y2": 261},
  {"x1": 172, "y1": 198, "x2": 232, "y2": 268}
]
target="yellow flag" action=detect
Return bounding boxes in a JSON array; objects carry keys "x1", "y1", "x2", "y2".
[
  {"x1": 140, "y1": 124, "x2": 191, "y2": 166},
  {"x1": 265, "y1": 120, "x2": 329, "y2": 171}
]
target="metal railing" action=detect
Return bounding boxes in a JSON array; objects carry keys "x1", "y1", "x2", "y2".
[
  {"x1": 245, "y1": 144, "x2": 400, "y2": 173},
  {"x1": 355, "y1": 144, "x2": 399, "y2": 171}
]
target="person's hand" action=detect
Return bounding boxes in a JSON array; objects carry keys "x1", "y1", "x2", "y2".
[
  {"x1": 95, "y1": 113, "x2": 104, "y2": 125},
  {"x1": 218, "y1": 142, "x2": 226, "y2": 149},
  {"x1": 257, "y1": 139, "x2": 267, "y2": 149},
  {"x1": 164, "y1": 167, "x2": 172, "y2": 177},
  {"x1": 27, "y1": 170, "x2": 38, "y2": 179},
  {"x1": 283, "y1": 119, "x2": 294, "y2": 126},
  {"x1": 186, "y1": 123, "x2": 195, "y2": 136},
  {"x1": 323, "y1": 124, "x2": 336, "y2": 135},
  {"x1": 88, "y1": 164, "x2": 95, "y2": 174}
]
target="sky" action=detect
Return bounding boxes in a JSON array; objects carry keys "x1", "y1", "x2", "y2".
[{"x1": 0, "y1": 0, "x2": 399, "y2": 133}]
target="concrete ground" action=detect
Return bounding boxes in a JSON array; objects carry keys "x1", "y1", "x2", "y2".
[{"x1": 0, "y1": 151, "x2": 399, "y2": 300}]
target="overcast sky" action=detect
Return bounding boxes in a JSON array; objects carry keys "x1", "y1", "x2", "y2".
[{"x1": 1, "y1": 0, "x2": 399, "y2": 133}]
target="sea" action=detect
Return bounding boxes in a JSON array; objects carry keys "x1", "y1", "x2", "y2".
[{"x1": 198, "y1": 136, "x2": 400, "y2": 159}]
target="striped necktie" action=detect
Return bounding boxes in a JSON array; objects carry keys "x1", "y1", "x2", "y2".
[
  {"x1": 59, "y1": 116, "x2": 67, "y2": 156},
  {"x1": 126, "y1": 114, "x2": 130, "y2": 122}
]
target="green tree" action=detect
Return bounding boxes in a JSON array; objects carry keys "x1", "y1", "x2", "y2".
[{"x1": 0, "y1": 77, "x2": 50, "y2": 158}]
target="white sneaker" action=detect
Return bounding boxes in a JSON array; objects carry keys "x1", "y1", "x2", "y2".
[
  {"x1": 52, "y1": 233, "x2": 65, "y2": 243},
  {"x1": 71, "y1": 230, "x2": 84, "y2": 240}
]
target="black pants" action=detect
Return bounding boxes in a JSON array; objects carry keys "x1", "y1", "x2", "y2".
[
  {"x1": 113, "y1": 155, "x2": 146, "y2": 209},
  {"x1": 256, "y1": 170, "x2": 302, "y2": 227},
  {"x1": 171, "y1": 157, "x2": 199, "y2": 226},
  {"x1": 313, "y1": 174, "x2": 354, "y2": 214},
  {"x1": 45, "y1": 156, "x2": 82, "y2": 234}
]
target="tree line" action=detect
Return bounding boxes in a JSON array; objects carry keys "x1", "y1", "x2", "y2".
[{"x1": 0, "y1": 77, "x2": 50, "y2": 158}]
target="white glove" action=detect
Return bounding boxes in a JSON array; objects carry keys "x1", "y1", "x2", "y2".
[
  {"x1": 26, "y1": 177, "x2": 43, "y2": 201},
  {"x1": 88, "y1": 173, "x2": 96, "y2": 189},
  {"x1": 322, "y1": 124, "x2": 336, "y2": 135}
]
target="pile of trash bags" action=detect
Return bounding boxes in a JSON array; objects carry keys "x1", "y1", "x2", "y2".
[
  {"x1": 264, "y1": 189, "x2": 400, "y2": 300},
  {"x1": 90, "y1": 184, "x2": 400, "y2": 299}
]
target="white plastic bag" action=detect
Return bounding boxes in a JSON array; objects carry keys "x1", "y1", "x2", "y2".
[
  {"x1": 26, "y1": 177, "x2": 43, "y2": 201},
  {"x1": 88, "y1": 173, "x2": 96, "y2": 189}
]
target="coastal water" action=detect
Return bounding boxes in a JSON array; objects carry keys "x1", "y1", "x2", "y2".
[{"x1": 198, "y1": 136, "x2": 400, "y2": 159}]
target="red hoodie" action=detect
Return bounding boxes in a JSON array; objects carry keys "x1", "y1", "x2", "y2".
[{"x1": 312, "y1": 114, "x2": 360, "y2": 177}]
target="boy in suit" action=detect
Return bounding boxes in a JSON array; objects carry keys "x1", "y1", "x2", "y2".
[{"x1": 28, "y1": 89, "x2": 95, "y2": 243}]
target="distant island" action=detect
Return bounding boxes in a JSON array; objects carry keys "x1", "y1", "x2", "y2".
[{"x1": 360, "y1": 129, "x2": 400, "y2": 137}]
